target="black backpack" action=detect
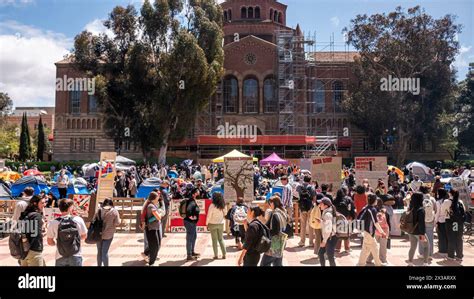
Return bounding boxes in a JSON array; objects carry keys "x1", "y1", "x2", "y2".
[
  {"x1": 9, "y1": 212, "x2": 35, "y2": 260},
  {"x1": 449, "y1": 201, "x2": 466, "y2": 223},
  {"x1": 255, "y1": 221, "x2": 271, "y2": 254},
  {"x1": 56, "y1": 217, "x2": 81, "y2": 257},
  {"x1": 179, "y1": 199, "x2": 188, "y2": 218},
  {"x1": 299, "y1": 186, "x2": 313, "y2": 212},
  {"x1": 85, "y1": 209, "x2": 104, "y2": 244}
]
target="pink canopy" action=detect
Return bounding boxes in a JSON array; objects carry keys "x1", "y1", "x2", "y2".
[{"x1": 259, "y1": 152, "x2": 289, "y2": 166}]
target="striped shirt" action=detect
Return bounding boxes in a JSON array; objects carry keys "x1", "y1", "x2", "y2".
[{"x1": 282, "y1": 184, "x2": 293, "y2": 208}]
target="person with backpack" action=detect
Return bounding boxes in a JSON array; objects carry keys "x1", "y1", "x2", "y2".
[
  {"x1": 442, "y1": 189, "x2": 466, "y2": 261},
  {"x1": 227, "y1": 197, "x2": 249, "y2": 250},
  {"x1": 296, "y1": 175, "x2": 316, "y2": 247},
  {"x1": 94, "y1": 198, "x2": 121, "y2": 266},
  {"x1": 353, "y1": 185, "x2": 367, "y2": 217},
  {"x1": 143, "y1": 192, "x2": 166, "y2": 266},
  {"x1": 237, "y1": 206, "x2": 268, "y2": 266},
  {"x1": 405, "y1": 192, "x2": 429, "y2": 266},
  {"x1": 46, "y1": 199, "x2": 87, "y2": 266},
  {"x1": 419, "y1": 185, "x2": 437, "y2": 258},
  {"x1": 333, "y1": 187, "x2": 355, "y2": 254},
  {"x1": 12, "y1": 187, "x2": 35, "y2": 223},
  {"x1": 206, "y1": 192, "x2": 227, "y2": 259},
  {"x1": 17, "y1": 195, "x2": 46, "y2": 266},
  {"x1": 159, "y1": 181, "x2": 171, "y2": 237},
  {"x1": 356, "y1": 194, "x2": 387, "y2": 266},
  {"x1": 367, "y1": 198, "x2": 390, "y2": 265},
  {"x1": 317, "y1": 197, "x2": 338, "y2": 266},
  {"x1": 434, "y1": 188, "x2": 449, "y2": 257},
  {"x1": 260, "y1": 196, "x2": 288, "y2": 266},
  {"x1": 309, "y1": 194, "x2": 323, "y2": 257},
  {"x1": 183, "y1": 188, "x2": 201, "y2": 261}
]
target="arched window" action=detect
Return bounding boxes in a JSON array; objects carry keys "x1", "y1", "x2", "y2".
[
  {"x1": 92, "y1": 119, "x2": 96, "y2": 129},
  {"x1": 228, "y1": 9, "x2": 232, "y2": 20},
  {"x1": 66, "y1": 119, "x2": 71, "y2": 129},
  {"x1": 333, "y1": 81, "x2": 344, "y2": 112},
  {"x1": 255, "y1": 7, "x2": 260, "y2": 19},
  {"x1": 274, "y1": 11, "x2": 278, "y2": 22},
  {"x1": 264, "y1": 77, "x2": 277, "y2": 113},
  {"x1": 278, "y1": 12, "x2": 282, "y2": 23},
  {"x1": 270, "y1": 9, "x2": 273, "y2": 20},
  {"x1": 87, "y1": 119, "x2": 91, "y2": 129},
  {"x1": 248, "y1": 7, "x2": 254, "y2": 19},
  {"x1": 97, "y1": 119, "x2": 101, "y2": 130},
  {"x1": 243, "y1": 78, "x2": 258, "y2": 113},
  {"x1": 223, "y1": 76, "x2": 238, "y2": 113},
  {"x1": 241, "y1": 7, "x2": 247, "y2": 19},
  {"x1": 224, "y1": 11, "x2": 228, "y2": 21},
  {"x1": 313, "y1": 80, "x2": 325, "y2": 113},
  {"x1": 72, "y1": 119, "x2": 76, "y2": 130},
  {"x1": 81, "y1": 119, "x2": 86, "y2": 129}
]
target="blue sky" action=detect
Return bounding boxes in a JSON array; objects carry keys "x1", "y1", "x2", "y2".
[{"x1": 0, "y1": 0, "x2": 472, "y2": 107}]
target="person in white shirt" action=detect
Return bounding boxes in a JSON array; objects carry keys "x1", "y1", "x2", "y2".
[
  {"x1": 434, "y1": 188, "x2": 449, "y2": 256},
  {"x1": 12, "y1": 187, "x2": 35, "y2": 223},
  {"x1": 206, "y1": 192, "x2": 227, "y2": 259},
  {"x1": 47, "y1": 199, "x2": 87, "y2": 266},
  {"x1": 57, "y1": 169, "x2": 69, "y2": 199},
  {"x1": 419, "y1": 185, "x2": 437, "y2": 257}
]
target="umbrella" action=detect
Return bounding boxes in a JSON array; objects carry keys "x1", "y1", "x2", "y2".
[
  {"x1": 23, "y1": 169, "x2": 42, "y2": 176},
  {"x1": 0, "y1": 171, "x2": 22, "y2": 182},
  {"x1": 212, "y1": 149, "x2": 258, "y2": 163},
  {"x1": 388, "y1": 165, "x2": 405, "y2": 182}
]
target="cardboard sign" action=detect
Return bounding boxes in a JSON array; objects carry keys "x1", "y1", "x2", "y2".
[
  {"x1": 355, "y1": 171, "x2": 388, "y2": 192},
  {"x1": 43, "y1": 207, "x2": 62, "y2": 222},
  {"x1": 300, "y1": 159, "x2": 312, "y2": 172},
  {"x1": 311, "y1": 156, "x2": 342, "y2": 193},
  {"x1": 169, "y1": 199, "x2": 211, "y2": 233},
  {"x1": 96, "y1": 152, "x2": 116, "y2": 203},
  {"x1": 72, "y1": 194, "x2": 91, "y2": 218},
  {"x1": 223, "y1": 157, "x2": 254, "y2": 203},
  {"x1": 355, "y1": 157, "x2": 387, "y2": 171}
]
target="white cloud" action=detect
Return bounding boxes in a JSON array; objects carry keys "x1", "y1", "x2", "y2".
[
  {"x1": 0, "y1": 20, "x2": 72, "y2": 107},
  {"x1": 84, "y1": 19, "x2": 113, "y2": 37},
  {"x1": 330, "y1": 16, "x2": 340, "y2": 27},
  {"x1": 0, "y1": 0, "x2": 34, "y2": 6}
]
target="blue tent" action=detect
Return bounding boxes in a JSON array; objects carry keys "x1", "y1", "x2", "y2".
[
  {"x1": 11, "y1": 176, "x2": 49, "y2": 197},
  {"x1": 49, "y1": 182, "x2": 89, "y2": 199},
  {"x1": 137, "y1": 177, "x2": 162, "y2": 199},
  {"x1": 266, "y1": 186, "x2": 284, "y2": 200}
]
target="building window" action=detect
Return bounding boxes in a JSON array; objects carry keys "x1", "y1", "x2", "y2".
[
  {"x1": 229, "y1": 9, "x2": 232, "y2": 20},
  {"x1": 255, "y1": 7, "x2": 260, "y2": 19},
  {"x1": 241, "y1": 7, "x2": 247, "y2": 19},
  {"x1": 223, "y1": 76, "x2": 238, "y2": 113},
  {"x1": 224, "y1": 11, "x2": 228, "y2": 21},
  {"x1": 248, "y1": 7, "x2": 254, "y2": 19},
  {"x1": 274, "y1": 11, "x2": 278, "y2": 22},
  {"x1": 66, "y1": 119, "x2": 71, "y2": 129},
  {"x1": 264, "y1": 77, "x2": 277, "y2": 113},
  {"x1": 243, "y1": 78, "x2": 258, "y2": 113},
  {"x1": 87, "y1": 119, "x2": 91, "y2": 129},
  {"x1": 81, "y1": 119, "x2": 86, "y2": 129},
  {"x1": 92, "y1": 119, "x2": 96, "y2": 129},
  {"x1": 278, "y1": 12, "x2": 282, "y2": 23},
  {"x1": 70, "y1": 138, "x2": 74, "y2": 152},
  {"x1": 313, "y1": 80, "x2": 325, "y2": 113},
  {"x1": 97, "y1": 119, "x2": 101, "y2": 130},
  {"x1": 70, "y1": 87, "x2": 81, "y2": 115},
  {"x1": 88, "y1": 95, "x2": 97, "y2": 114},
  {"x1": 89, "y1": 138, "x2": 95, "y2": 152},
  {"x1": 333, "y1": 81, "x2": 344, "y2": 113},
  {"x1": 270, "y1": 9, "x2": 273, "y2": 20}
]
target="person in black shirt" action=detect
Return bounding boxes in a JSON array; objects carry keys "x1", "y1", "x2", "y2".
[
  {"x1": 20, "y1": 195, "x2": 46, "y2": 266},
  {"x1": 184, "y1": 188, "x2": 201, "y2": 261},
  {"x1": 238, "y1": 206, "x2": 265, "y2": 266},
  {"x1": 195, "y1": 179, "x2": 209, "y2": 199},
  {"x1": 317, "y1": 184, "x2": 334, "y2": 202}
]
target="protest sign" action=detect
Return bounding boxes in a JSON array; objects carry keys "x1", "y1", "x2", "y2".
[
  {"x1": 96, "y1": 152, "x2": 116, "y2": 203},
  {"x1": 311, "y1": 156, "x2": 342, "y2": 193},
  {"x1": 224, "y1": 157, "x2": 254, "y2": 203}
]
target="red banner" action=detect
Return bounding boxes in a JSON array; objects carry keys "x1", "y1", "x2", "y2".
[{"x1": 169, "y1": 199, "x2": 212, "y2": 233}]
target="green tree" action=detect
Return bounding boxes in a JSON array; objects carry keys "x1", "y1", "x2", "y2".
[
  {"x1": 343, "y1": 6, "x2": 461, "y2": 166},
  {"x1": 36, "y1": 116, "x2": 45, "y2": 161},
  {"x1": 19, "y1": 113, "x2": 31, "y2": 161},
  {"x1": 0, "y1": 124, "x2": 19, "y2": 159},
  {"x1": 0, "y1": 92, "x2": 13, "y2": 126},
  {"x1": 73, "y1": 0, "x2": 224, "y2": 163},
  {"x1": 457, "y1": 65, "x2": 474, "y2": 154}
]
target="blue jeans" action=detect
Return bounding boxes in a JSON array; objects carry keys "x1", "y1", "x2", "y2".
[
  {"x1": 184, "y1": 220, "x2": 197, "y2": 256},
  {"x1": 419, "y1": 222, "x2": 434, "y2": 256},
  {"x1": 318, "y1": 236, "x2": 338, "y2": 266},
  {"x1": 97, "y1": 238, "x2": 113, "y2": 266},
  {"x1": 260, "y1": 254, "x2": 283, "y2": 266},
  {"x1": 56, "y1": 256, "x2": 83, "y2": 266}
]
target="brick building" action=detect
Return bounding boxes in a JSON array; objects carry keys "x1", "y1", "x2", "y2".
[{"x1": 52, "y1": 0, "x2": 449, "y2": 162}]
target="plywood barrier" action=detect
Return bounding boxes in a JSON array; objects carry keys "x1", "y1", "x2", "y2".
[
  {"x1": 112, "y1": 198, "x2": 145, "y2": 232},
  {"x1": 0, "y1": 200, "x2": 16, "y2": 223}
]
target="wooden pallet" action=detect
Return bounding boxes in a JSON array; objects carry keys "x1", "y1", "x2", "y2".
[{"x1": 112, "y1": 198, "x2": 145, "y2": 232}]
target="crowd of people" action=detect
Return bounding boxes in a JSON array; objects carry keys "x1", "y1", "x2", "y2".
[{"x1": 5, "y1": 159, "x2": 473, "y2": 267}]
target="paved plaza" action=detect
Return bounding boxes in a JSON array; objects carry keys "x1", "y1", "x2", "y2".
[{"x1": 1, "y1": 232, "x2": 473, "y2": 266}]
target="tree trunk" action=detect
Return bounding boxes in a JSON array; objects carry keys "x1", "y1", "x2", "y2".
[
  {"x1": 394, "y1": 127, "x2": 409, "y2": 167},
  {"x1": 158, "y1": 127, "x2": 171, "y2": 165}
]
